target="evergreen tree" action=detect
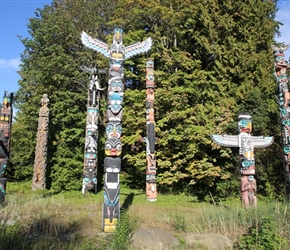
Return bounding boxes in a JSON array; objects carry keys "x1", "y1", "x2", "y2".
[{"x1": 10, "y1": 0, "x2": 282, "y2": 197}]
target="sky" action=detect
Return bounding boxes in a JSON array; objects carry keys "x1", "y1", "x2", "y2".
[{"x1": 0, "y1": 0, "x2": 289, "y2": 102}]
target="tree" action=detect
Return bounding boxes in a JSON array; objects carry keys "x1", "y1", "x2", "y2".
[{"x1": 10, "y1": 0, "x2": 282, "y2": 197}]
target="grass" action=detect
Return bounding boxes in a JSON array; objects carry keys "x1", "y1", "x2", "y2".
[{"x1": 1, "y1": 181, "x2": 290, "y2": 249}]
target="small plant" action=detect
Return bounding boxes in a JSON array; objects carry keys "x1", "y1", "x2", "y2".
[
  {"x1": 0, "y1": 223, "x2": 30, "y2": 250},
  {"x1": 171, "y1": 213, "x2": 188, "y2": 232},
  {"x1": 109, "y1": 212, "x2": 137, "y2": 250},
  {"x1": 235, "y1": 216, "x2": 288, "y2": 250}
]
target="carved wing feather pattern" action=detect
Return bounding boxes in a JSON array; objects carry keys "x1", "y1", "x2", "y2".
[
  {"x1": 211, "y1": 134, "x2": 239, "y2": 147},
  {"x1": 125, "y1": 37, "x2": 153, "y2": 59},
  {"x1": 81, "y1": 31, "x2": 110, "y2": 58},
  {"x1": 271, "y1": 44, "x2": 290, "y2": 53},
  {"x1": 251, "y1": 136, "x2": 274, "y2": 148}
]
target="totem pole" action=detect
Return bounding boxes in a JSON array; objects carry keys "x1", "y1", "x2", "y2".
[
  {"x1": 0, "y1": 91, "x2": 13, "y2": 203},
  {"x1": 140, "y1": 58, "x2": 157, "y2": 201},
  {"x1": 272, "y1": 43, "x2": 290, "y2": 201},
  {"x1": 81, "y1": 66, "x2": 105, "y2": 194},
  {"x1": 32, "y1": 94, "x2": 50, "y2": 190},
  {"x1": 211, "y1": 113, "x2": 274, "y2": 207},
  {"x1": 81, "y1": 28, "x2": 152, "y2": 232}
]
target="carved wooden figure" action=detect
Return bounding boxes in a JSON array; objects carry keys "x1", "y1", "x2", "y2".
[
  {"x1": 211, "y1": 113, "x2": 273, "y2": 207},
  {"x1": 81, "y1": 28, "x2": 152, "y2": 232},
  {"x1": 81, "y1": 66, "x2": 105, "y2": 194},
  {"x1": 272, "y1": 43, "x2": 290, "y2": 202},
  {"x1": 141, "y1": 58, "x2": 157, "y2": 201},
  {"x1": 0, "y1": 91, "x2": 13, "y2": 202},
  {"x1": 32, "y1": 94, "x2": 50, "y2": 191}
]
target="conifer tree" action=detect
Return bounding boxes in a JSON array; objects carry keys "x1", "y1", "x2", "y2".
[{"x1": 10, "y1": 0, "x2": 281, "y2": 197}]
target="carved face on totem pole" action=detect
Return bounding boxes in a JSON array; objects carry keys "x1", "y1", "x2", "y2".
[
  {"x1": 108, "y1": 77, "x2": 124, "y2": 93},
  {"x1": 0, "y1": 159, "x2": 7, "y2": 177},
  {"x1": 275, "y1": 53, "x2": 287, "y2": 66},
  {"x1": 240, "y1": 157, "x2": 255, "y2": 175},
  {"x1": 110, "y1": 29, "x2": 125, "y2": 62},
  {"x1": 238, "y1": 113, "x2": 252, "y2": 133},
  {"x1": 3, "y1": 92, "x2": 9, "y2": 107},
  {"x1": 108, "y1": 92, "x2": 123, "y2": 105},
  {"x1": 106, "y1": 121, "x2": 122, "y2": 139},
  {"x1": 110, "y1": 44, "x2": 125, "y2": 61},
  {"x1": 109, "y1": 60, "x2": 124, "y2": 78},
  {"x1": 113, "y1": 28, "x2": 123, "y2": 45},
  {"x1": 107, "y1": 104, "x2": 123, "y2": 122},
  {"x1": 85, "y1": 136, "x2": 97, "y2": 159},
  {"x1": 86, "y1": 123, "x2": 98, "y2": 136},
  {"x1": 146, "y1": 88, "x2": 154, "y2": 109},
  {"x1": 87, "y1": 107, "x2": 98, "y2": 117},
  {"x1": 105, "y1": 138, "x2": 122, "y2": 156},
  {"x1": 146, "y1": 59, "x2": 155, "y2": 88}
]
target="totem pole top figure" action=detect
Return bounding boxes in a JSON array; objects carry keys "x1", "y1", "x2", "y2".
[
  {"x1": 211, "y1": 113, "x2": 274, "y2": 150},
  {"x1": 81, "y1": 28, "x2": 152, "y2": 60},
  {"x1": 211, "y1": 113, "x2": 274, "y2": 207},
  {"x1": 271, "y1": 43, "x2": 290, "y2": 66},
  {"x1": 41, "y1": 94, "x2": 49, "y2": 108},
  {"x1": 2, "y1": 91, "x2": 13, "y2": 108},
  {"x1": 238, "y1": 113, "x2": 252, "y2": 133}
]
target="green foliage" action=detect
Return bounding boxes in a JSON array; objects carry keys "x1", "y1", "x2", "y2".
[
  {"x1": 8, "y1": 0, "x2": 283, "y2": 197},
  {"x1": 235, "y1": 216, "x2": 288, "y2": 250},
  {"x1": 3, "y1": 182, "x2": 290, "y2": 249},
  {"x1": 109, "y1": 212, "x2": 138, "y2": 250},
  {"x1": 0, "y1": 223, "x2": 29, "y2": 250},
  {"x1": 171, "y1": 213, "x2": 188, "y2": 232}
]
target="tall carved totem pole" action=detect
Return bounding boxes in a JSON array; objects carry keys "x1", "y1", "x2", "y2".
[
  {"x1": 81, "y1": 66, "x2": 105, "y2": 194},
  {"x1": 141, "y1": 58, "x2": 157, "y2": 201},
  {"x1": 32, "y1": 94, "x2": 50, "y2": 190},
  {"x1": 211, "y1": 113, "x2": 273, "y2": 207},
  {"x1": 0, "y1": 91, "x2": 13, "y2": 203},
  {"x1": 272, "y1": 44, "x2": 290, "y2": 201},
  {"x1": 81, "y1": 28, "x2": 152, "y2": 232}
]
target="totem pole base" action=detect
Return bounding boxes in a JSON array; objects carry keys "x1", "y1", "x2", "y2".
[
  {"x1": 0, "y1": 177, "x2": 7, "y2": 203},
  {"x1": 285, "y1": 178, "x2": 290, "y2": 204},
  {"x1": 102, "y1": 203, "x2": 119, "y2": 232},
  {"x1": 103, "y1": 219, "x2": 118, "y2": 233},
  {"x1": 32, "y1": 182, "x2": 46, "y2": 191}
]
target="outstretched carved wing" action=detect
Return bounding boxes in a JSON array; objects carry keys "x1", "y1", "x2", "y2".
[
  {"x1": 81, "y1": 31, "x2": 110, "y2": 58},
  {"x1": 125, "y1": 37, "x2": 153, "y2": 59},
  {"x1": 251, "y1": 136, "x2": 274, "y2": 148},
  {"x1": 271, "y1": 44, "x2": 290, "y2": 53},
  {"x1": 211, "y1": 134, "x2": 239, "y2": 147}
]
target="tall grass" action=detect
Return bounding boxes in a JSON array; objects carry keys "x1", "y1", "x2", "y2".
[{"x1": 1, "y1": 182, "x2": 290, "y2": 249}]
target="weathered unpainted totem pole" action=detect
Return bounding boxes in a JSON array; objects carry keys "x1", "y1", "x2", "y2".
[
  {"x1": 81, "y1": 28, "x2": 152, "y2": 232},
  {"x1": 0, "y1": 91, "x2": 13, "y2": 203},
  {"x1": 272, "y1": 43, "x2": 290, "y2": 201},
  {"x1": 140, "y1": 58, "x2": 157, "y2": 201},
  {"x1": 211, "y1": 113, "x2": 274, "y2": 207},
  {"x1": 81, "y1": 66, "x2": 105, "y2": 194},
  {"x1": 32, "y1": 94, "x2": 50, "y2": 190}
]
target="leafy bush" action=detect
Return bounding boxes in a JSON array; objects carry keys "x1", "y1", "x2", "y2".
[
  {"x1": 109, "y1": 212, "x2": 138, "y2": 250},
  {"x1": 235, "y1": 216, "x2": 287, "y2": 250}
]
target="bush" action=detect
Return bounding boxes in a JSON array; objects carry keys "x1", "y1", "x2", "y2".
[{"x1": 235, "y1": 216, "x2": 287, "y2": 250}]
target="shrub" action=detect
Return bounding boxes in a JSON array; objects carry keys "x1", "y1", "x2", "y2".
[{"x1": 235, "y1": 216, "x2": 287, "y2": 250}]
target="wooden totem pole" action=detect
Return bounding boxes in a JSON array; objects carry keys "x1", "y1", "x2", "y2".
[
  {"x1": 272, "y1": 43, "x2": 290, "y2": 201},
  {"x1": 81, "y1": 28, "x2": 152, "y2": 232},
  {"x1": 141, "y1": 58, "x2": 157, "y2": 201},
  {"x1": 32, "y1": 94, "x2": 50, "y2": 190},
  {"x1": 81, "y1": 66, "x2": 105, "y2": 194},
  {"x1": 0, "y1": 91, "x2": 13, "y2": 203},
  {"x1": 211, "y1": 113, "x2": 273, "y2": 207}
]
